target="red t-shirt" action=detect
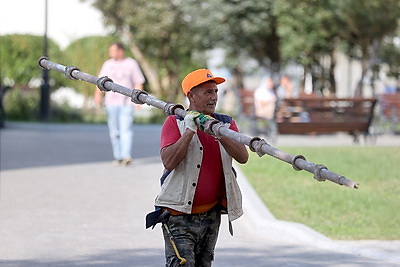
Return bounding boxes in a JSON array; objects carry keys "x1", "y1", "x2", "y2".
[{"x1": 160, "y1": 115, "x2": 239, "y2": 208}]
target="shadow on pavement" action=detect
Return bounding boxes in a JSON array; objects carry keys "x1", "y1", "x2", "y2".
[
  {"x1": 0, "y1": 246, "x2": 385, "y2": 267},
  {"x1": 0, "y1": 123, "x2": 162, "y2": 170}
]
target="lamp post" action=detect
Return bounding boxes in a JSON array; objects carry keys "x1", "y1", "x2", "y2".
[{"x1": 40, "y1": 0, "x2": 50, "y2": 121}]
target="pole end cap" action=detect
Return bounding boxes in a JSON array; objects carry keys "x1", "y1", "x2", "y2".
[{"x1": 38, "y1": 56, "x2": 48, "y2": 69}]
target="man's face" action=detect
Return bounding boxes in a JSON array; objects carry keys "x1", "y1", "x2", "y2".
[
  {"x1": 109, "y1": 44, "x2": 123, "y2": 60},
  {"x1": 188, "y1": 81, "x2": 218, "y2": 115}
]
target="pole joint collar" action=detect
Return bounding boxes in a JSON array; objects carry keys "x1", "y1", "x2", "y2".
[
  {"x1": 249, "y1": 137, "x2": 269, "y2": 157},
  {"x1": 292, "y1": 154, "x2": 306, "y2": 171},
  {"x1": 131, "y1": 90, "x2": 148, "y2": 104},
  {"x1": 204, "y1": 119, "x2": 224, "y2": 139},
  {"x1": 249, "y1": 137, "x2": 261, "y2": 153},
  {"x1": 96, "y1": 76, "x2": 112, "y2": 92},
  {"x1": 65, "y1": 66, "x2": 80, "y2": 80},
  {"x1": 164, "y1": 103, "x2": 184, "y2": 116},
  {"x1": 313, "y1": 164, "x2": 327, "y2": 182}
]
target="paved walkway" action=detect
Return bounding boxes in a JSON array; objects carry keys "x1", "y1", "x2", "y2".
[{"x1": 0, "y1": 123, "x2": 399, "y2": 266}]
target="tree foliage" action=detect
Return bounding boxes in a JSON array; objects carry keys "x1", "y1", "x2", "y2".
[
  {"x1": 182, "y1": 0, "x2": 281, "y2": 89},
  {"x1": 334, "y1": 0, "x2": 400, "y2": 95},
  {"x1": 0, "y1": 34, "x2": 64, "y2": 121},
  {"x1": 0, "y1": 34, "x2": 63, "y2": 88},
  {"x1": 275, "y1": 0, "x2": 342, "y2": 94},
  {"x1": 63, "y1": 35, "x2": 121, "y2": 107},
  {"x1": 91, "y1": 0, "x2": 207, "y2": 102},
  {"x1": 380, "y1": 36, "x2": 400, "y2": 80},
  {"x1": 188, "y1": 0, "x2": 280, "y2": 67},
  {"x1": 90, "y1": 0, "x2": 399, "y2": 99}
]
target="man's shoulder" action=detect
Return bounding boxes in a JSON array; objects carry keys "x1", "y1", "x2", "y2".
[
  {"x1": 102, "y1": 58, "x2": 115, "y2": 66},
  {"x1": 213, "y1": 113, "x2": 232, "y2": 123},
  {"x1": 165, "y1": 115, "x2": 179, "y2": 124},
  {"x1": 124, "y1": 57, "x2": 139, "y2": 64}
]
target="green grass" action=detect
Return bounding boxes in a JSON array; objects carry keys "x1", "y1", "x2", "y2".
[{"x1": 239, "y1": 146, "x2": 400, "y2": 240}]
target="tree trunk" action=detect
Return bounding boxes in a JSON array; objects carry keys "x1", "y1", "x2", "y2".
[
  {"x1": 329, "y1": 50, "x2": 336, "y2": 95},
  {"x1": 123, "y1": 31, "x2": 161, "y2": 97},
  {"x1": 354, "y1": 55, "x2": 367, "y2": 97},
  {"x1": 232, "y1": 67, "x2": 245, "y2": 115},
  {"x1": 162, "y1": 70, "x2": 180, "y2": 103},
  {"x1": 354, "y1": 39, "x2": 381, "y2": 97}
]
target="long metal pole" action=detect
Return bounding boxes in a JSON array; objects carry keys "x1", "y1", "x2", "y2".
[{"x1": 38, "y1": 57, "x2": 359, "y2": 189}]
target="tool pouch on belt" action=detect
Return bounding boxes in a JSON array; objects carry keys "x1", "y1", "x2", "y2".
[
  {"x1": 146, "y1": 208, "x2": 170, "y2": 229},
  {"x1": 145, "y1": 169, "x2": 173, "y2": 229}
]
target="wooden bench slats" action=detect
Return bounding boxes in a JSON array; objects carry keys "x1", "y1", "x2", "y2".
[
  {"x1": 278, "y1": 122, "x2": 369, "y2": 134},
  {"x1": 239, "y1": 89, "x2": 377, "y2": 138}
]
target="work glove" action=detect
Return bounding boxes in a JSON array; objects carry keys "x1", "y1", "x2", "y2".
[
  {"x1": 184, "y1": 110, "x2": 202, "y2": 132},
  {"x1": 201, "y1": 115, "x2": 227, "y2": 139},
  {"x1": 197, "y1": 113, "x2": 215, "y2": 131}
]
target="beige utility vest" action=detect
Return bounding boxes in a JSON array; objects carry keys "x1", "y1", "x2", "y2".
[{"x1": 154, "y1": 118, "x2": 243, "y2": 222}]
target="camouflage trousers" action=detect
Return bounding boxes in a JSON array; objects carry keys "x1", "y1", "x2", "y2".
[{"x1": 162, "y1": 207, "x2": 221, "y2": 267}]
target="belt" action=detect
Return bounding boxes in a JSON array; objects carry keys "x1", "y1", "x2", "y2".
[{"x1": 164, "y1": 205, "x2": 220, "y2": 217}]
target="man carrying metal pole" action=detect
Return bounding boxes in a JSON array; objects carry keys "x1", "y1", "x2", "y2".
[
  {"x1": 38, "y1": 57, "x2": 360, "y2": 261},
  {"x1": 38, "y1": 57, "x2": 359, "y2": 188},
  {"x1": 151, "y1": 69, "x2": 248, "y2": 266}
]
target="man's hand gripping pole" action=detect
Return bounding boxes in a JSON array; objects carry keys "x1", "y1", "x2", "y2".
[{"x1": 38, "y1": 57, "x2": 359, "y2": 189}]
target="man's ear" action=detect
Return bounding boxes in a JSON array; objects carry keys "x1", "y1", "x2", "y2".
[{"x1": 187, "y1": 90, "x2": 194, "y2": 101}]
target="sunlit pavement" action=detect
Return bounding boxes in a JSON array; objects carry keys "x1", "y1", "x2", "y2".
[{"x1": 0, "y1": 123, "x2": 399, "y2": 266}]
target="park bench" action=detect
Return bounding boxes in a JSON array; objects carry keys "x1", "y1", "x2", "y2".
[
  {"x1": 275, "y1": 97, "x2": 377, "y2": 142},
  {"x1": 239, "y1": 89, "x2": 377, "y2": 143}
]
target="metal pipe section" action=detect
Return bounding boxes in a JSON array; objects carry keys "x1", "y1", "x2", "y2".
[{"x1": 38, "y1": 57, "x2": 359, "y2": 189}]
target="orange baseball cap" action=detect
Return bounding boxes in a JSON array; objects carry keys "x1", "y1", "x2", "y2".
[{"x1": 181, "y1": 69, "x2": 226, "y2": 95}]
